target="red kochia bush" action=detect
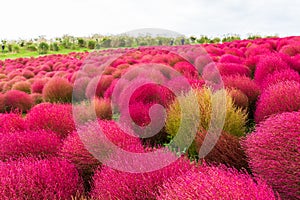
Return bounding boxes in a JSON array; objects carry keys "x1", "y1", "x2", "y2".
[
  {"x1": 223, "y1": 75, "x2": 260, "y2": 104},
  {"x1": 0, "y1": 113, "x2": 27, "y2": 133},
  {"x1": 0, "y1": 130, "x2": 61, "y2": 161},
  {"x1": 254, "y1": 81, "x2": 300, "y2": 123},
  {"x1": 4, "y1": 90, "x2": 33, "y2": 112},
  {"x1": 31, "y1": 78, "x2": 49, "y2": 93},
  {"x1": 0, "y1": 93, "x2": 5, "y2": 113},
  {"x1": 243, "y1": 112, "x2": 300, "y2": 200},
  {"x1": 0, "y1": 158, "x2": 84, "y2": 200},
  {"x1": 217, "y1": 63, "x2": 251, "y2": 77},
  {"x1": 91, "y1": 156, "x2": 195, "y2": 200},
  {"x1": 227, "y1": 88, "x2": 249, "y2": 109},
  {"x1": 254, "y1": 54, "x2": 290, "y2": 85},
  {"x1": 42, "y1": 77, "x2": 73, "y2": 103},
  {"x1": 26, "y1": 103, "x2": 75, "y2": 139},
  {"x1": 158, "y1": 164, "x2": 278, "y2": 200}
]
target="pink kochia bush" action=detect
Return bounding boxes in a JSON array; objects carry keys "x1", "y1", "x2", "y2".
[
  {"x1": 254, "y1": 54, "x2": 290, "y2": 85},
  {"x1": 0, "y1": 113, "x2": 27, "y2": 133},
  {"x1": 158, "y1": 164, "x2": 278, "y2": 200},
  {"x1": 0, "y1": 158, "x2": 84, "y2": 200},
  {"x1": 255, "y1": 81, "x2": 300, "y2": 123},
  {"x1": 60, "y1": 120, "x2": 144, "y2": 173},
  {"x1": 4, "y1": 90, "x2": 33, "y2": 112},
  {"x1": 243, "y1": 112, "x2": 300, "y2": 200},
  {"x1": 26, "y1": 103, "x2": 75, "y2": 138},
  {"x1": 260, "y1": 68, "x2": 300, "y2": 91},
  {"x1": 0, "y1": 130, "x2": 61, "y2": 161},
  {"x1": 91, "y1": 156, "x2": 195, "y2": 200}
]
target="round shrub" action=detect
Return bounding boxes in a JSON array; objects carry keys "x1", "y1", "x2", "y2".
[
  {"x1": 217, "y1": 63, "x2": 251, "y2": 77},
  {"x1": 260, "y1": 69, "x2": 300, "y2": 91},
  {"x1": 26, "y1": 103, "x2": 75, "y2": 139},
  {"x1": 43, "y1": 77, "x2": 73, "y2": 103},
  {"x1": 85, "y1": 75, "x2": 114, "y2": 99},
  {"x1": 11, "y1": 81, "x2": 31, "y2": 93},
  {"x1": 31, "y1": 78, "x2": 49, "y2": 93},
  {"x1": 22, "y1": 69, "x2": 35, "y2": 79},
  {"x1": 219, "y1": 54, "x2": 243, "y2": 64},
  {"x1": 30, "y1": 93, "x2": 43, "y2": 105},
  {"x1": 0, "y1": 93, "x2": 5, "y2": 113},
  {"x1": 243, "y1": 112, "x2": 300, "y2": 200},
  {"x1": 93, "y1": 97, "x2": 112, "y2": 120},
  {"x1": 0, "y1": 158, "x2": 84, "y2": 199},
  {"x1": 72, "y1": 76, "x2": 90, "y2": 102},
  {"x1": 59, "y1": 131, "x2": 101, "y2": 191},
  {"x1": 4, "y1": 90, "x2": 33, "y2": 112},
  {"x1": 227, "y1": 88, "x2": 249, "y2": 109},
  {"x1": 91, "y1": 156, "x2": 195, "y2": 200},
  {"x1": 158, "y1": 164, "x2": 278, "y2": 200},
  {"x1": 223, "y1": 75, "x2": 260, "y2": 104},
  {"x1": 166, "y1": 88, "x2": 247, "y2": 138},
  {"x1": 254, "y1": 54, "x2": 290, "y2": 85},
  {"x1": 0, "y1": 130, "x2": 61, "y2": 161},
  {"x1": 255, "y1": 81, "x2": 300, "y2": 123},
  {"x1": 59, "y1": 131, "x2": 101, "y2": 174},
  {"x1": 0, "y1": 113, "x2": 27, "y2": 133},
  {"x1": 193, "y1": 130, "x2": 248, "y2": 169}
]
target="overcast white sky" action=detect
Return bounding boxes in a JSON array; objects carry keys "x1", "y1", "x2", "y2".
[{"x1": 1, "y1": 0, "x2": 299, "y2": 40}]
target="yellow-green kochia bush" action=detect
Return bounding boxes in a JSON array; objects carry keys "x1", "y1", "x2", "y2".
[{"x1": 166, "y1": 87, "x2": 247, "y2": 140}]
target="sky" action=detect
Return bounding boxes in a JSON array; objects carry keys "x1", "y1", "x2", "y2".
[{"x1": 1, "y1": 0, "x2": 299, "y2": 40}]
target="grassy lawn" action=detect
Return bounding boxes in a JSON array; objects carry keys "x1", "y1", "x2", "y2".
[{"x1": 0, "y1": 48, "x2": 91, "y2": 60}]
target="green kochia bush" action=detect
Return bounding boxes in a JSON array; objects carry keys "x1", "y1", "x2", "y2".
[
  {"x1": 166, "y1": 88, "x2": 247, "y2": 159},
  {"x1": 166, "y1": 88, "x2": 247, "y2": 138}
]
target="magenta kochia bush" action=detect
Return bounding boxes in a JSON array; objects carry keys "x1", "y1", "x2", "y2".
[
  {"x1": 260, "y1": 69, "x2": 300, "y2": 91},
  {"x1": 0, "y1": 113, "x2": 27, "y2": 133},
  {"x1": 254, "y1": 54, "x2": 290, "y2": 85},
  {"x1": 217, "y1": 63, "x2": 251, "y2": 77},
  {"x1": 91, "y1": 156, "x2": 195, "y2": 200},
  {"x1": 60, "y1": 120, "x2": 144, "y2": 171},
  {"x1": 254, "y1": 81, "x2": 300, "y2": 123},
  {"x1": 242, "y1": 112, "x2": 300, "y2": 200},
  {"x1": 158, "y1": 164, "x2": 278, "y2": 200},
  {"x1": 0, "y1": 130, "x2": 61, "y2": 161},
  {"x1": 219, "y1": 54, "x2": 243, "y2": 64},
  {"x1": 0, "y1": 158, "x2": 84, "y2": 200},
  {"x1": 4, "y1": 90, "x2": 33, "y2": 112},
  {"x1": 26, "y1": 103, "x2": 75, "y2": 138}
]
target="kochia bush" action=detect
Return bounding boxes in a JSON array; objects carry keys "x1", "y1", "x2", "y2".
[
  {"x1": 0, "y1": 130, "x2": 61, "y2": 161},
  {"x1": 255, "y1": 81, "x2": 300, "y2": 123},
  {"x1": 26, "y1": 103, "x2": 75, "y2": 139},
  {"x1": 243, "y1": 111, "x2": 300, "y2": 200},
  {"x1": 0, "y1": 158, "x2": 84, "y2": 200},
  {"x1": 42, "y1": 77, "x2": 73, "y2": 103},
  {"x1": 158, "y1": 164, "x2": 278, "y2": 200},
  {"x1": 4, "y1": 90, "x2": 33, "y2": 112}
]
